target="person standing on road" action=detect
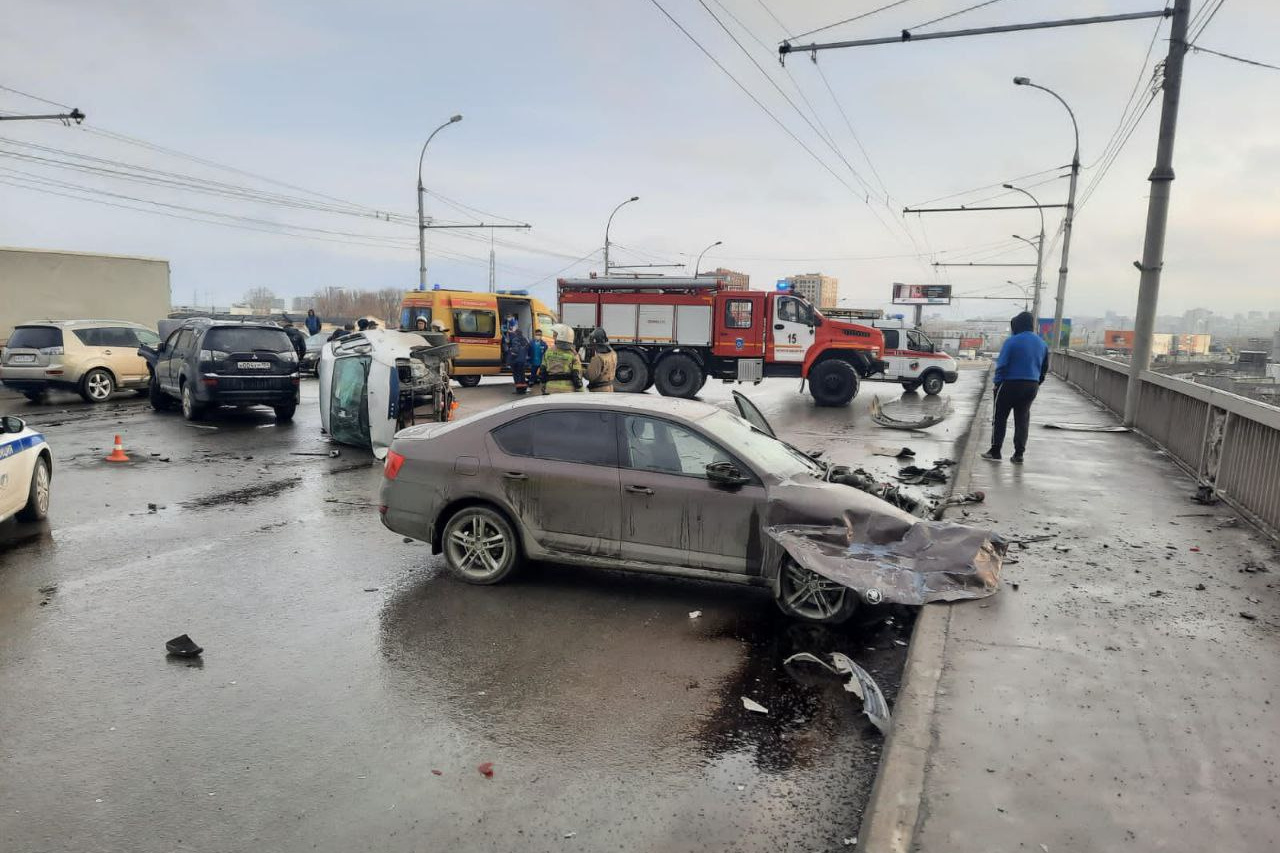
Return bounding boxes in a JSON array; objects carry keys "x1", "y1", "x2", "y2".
[
  {"x1": 281, "y1": 317, "x2": 307, "y2": 359},
  {"x1": 541, "y1": 324, "x2": 584, "y2": 394},
  {"x1": 585, "y1": 328, "x2": 617, "y2": 392},
  {"x1": 527, "y1": 328, "x2": 548, "y2": 390},
  {"x1": 305, "y1": 309, "x2": 321, "y2": 336},
  {"x1": 507, "y1": 325, "x2": 531, "y2": 394},
  {"x1": 982, "y1": 310, "x2": 1049, "y2": 465}
]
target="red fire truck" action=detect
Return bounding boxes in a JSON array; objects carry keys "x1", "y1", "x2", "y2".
[{"x1": 557, "y1": 276, "x2": 887, "y2": 406}]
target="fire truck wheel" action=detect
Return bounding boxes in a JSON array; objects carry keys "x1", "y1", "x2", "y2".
[
  {"x1": 654, "y1": 354, "x2": 703, "y2": 399},
  {"x1": 613, "y1": 350, "x2": 650, "y2": 394},
  {"x1": 809, "y1": 359, "x2": 859, "y2": 407}
]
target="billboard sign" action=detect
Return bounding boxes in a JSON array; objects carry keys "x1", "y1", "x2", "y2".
[
  {"x1": 892, "y1": 283, "x2": 951, "y2": 305},
  {"x1": 1038, "y1": 317, "x2": 1072, "y2": 348}
]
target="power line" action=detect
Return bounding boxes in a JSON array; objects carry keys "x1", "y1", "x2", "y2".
[
  {"x1": 642, "y1": 0, "x2": 877, "y2": 207},
  {"x1": 1190, "y1": 43, "x2": 1279, "y2": 71},
  {"x1": 907, "y1": 0, "x2": 1009, "y2": 32},
  {"x1": 0, "y1": 84, "x2": 73, "y2": 110},
  {"x1": 1085, "y1": 16, "x2": 1166, "y2": 169},
  {"x1": 907, "y1": 165, "x2": 1067, "y2": 208},
  {"x1": 787, "y1": 0, "x2": 922, "y2": 42},
  {"x1": 1189, "y1": 0, "x2": 1227, "y2": 43}
]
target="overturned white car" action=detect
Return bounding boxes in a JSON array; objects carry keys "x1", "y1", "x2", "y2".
[{"x1": 318, "y1": 329, "x2": 457, "y2": 459}]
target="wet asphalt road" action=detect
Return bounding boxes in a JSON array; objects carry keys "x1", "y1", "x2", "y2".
[{"x1": 0, "y1": 369, "x2": 984, "y2": 853}]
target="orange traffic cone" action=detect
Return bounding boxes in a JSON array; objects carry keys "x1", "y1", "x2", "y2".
[{"x1": 105, "y1": 434, "x2": 130, "y2": 463}]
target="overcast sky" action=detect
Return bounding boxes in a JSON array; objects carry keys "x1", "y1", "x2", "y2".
[{"x1": 2, "y1": 0, "x2": 1275, "y2": 320}]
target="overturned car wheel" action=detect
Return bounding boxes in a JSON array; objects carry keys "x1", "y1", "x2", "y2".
[{"x1": 775, "y1": 558, "x2": 860, "y2": 624}]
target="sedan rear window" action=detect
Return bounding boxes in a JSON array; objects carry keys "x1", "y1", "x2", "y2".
[
  {"x1": 7, "y1": 326, "x2": 63, "y2": 350},
  {"x1": 492, "y1": 411, "x2": 617, "y2": 466},
  {"x1": 203, "y1": 328, "x2": 293, "y2": 353}
]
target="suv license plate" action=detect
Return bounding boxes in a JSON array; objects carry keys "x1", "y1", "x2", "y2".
[
  {"x1": 10, "y1": 354, "x2": 36, "y2": 363},
  {"x1": 236, "y1": 361, "x2": 271, "y2": 369}
]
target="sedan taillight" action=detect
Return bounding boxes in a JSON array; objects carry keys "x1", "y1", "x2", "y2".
[{"x1": 384, "y1": 450, "x2": 405, "y2": 480}]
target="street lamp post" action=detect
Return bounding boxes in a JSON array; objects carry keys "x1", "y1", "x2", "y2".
[
  {"x1": 1003, "y1": 183, "x2": 1047, "y2": 320},
  {"x1": 1014, "y1": 77, "x2": 1079, "y2": 350},
  {"x1": 417, "y1": 114, "x2": 463, "y2": 290},
  {"x1": 1005, "y1": 280, "x2": 1032, "y2": 310},
  {"x1": 693, "y1": 240, "x2": 722, "y2": 276},
  {"x1": 603, "y1": 196, "x2": 639, "y2": 274}
]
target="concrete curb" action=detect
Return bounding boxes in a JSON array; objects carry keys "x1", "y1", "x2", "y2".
[{"x1": 856, "y1": 367, "x2": 992, "y2": 852}]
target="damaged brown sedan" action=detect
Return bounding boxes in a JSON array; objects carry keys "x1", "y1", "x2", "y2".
[{"x1": 379, "y1": 392, "x2": 1004, "y2": 624}]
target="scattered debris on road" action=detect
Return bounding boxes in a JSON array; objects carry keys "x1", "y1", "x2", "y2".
[
  {"x1": 688, "y1": 610, "x2": 702, "y2": 619},
  {"x1": 872, "y1": 446, "x2": 916, "y2": 458},
  {"x1": 784, "y1": 652, "x2": 891, "y2": 735},
  {"x1": 1240, "y1": 612, "x2": 1258, "y2": 621},
  {"x1": 165, "y1": 634, "x2": 203, "y2": 657},
  {"x1": 741, "y1": 697, "x2": 769, "y2": 715},
  {"x1": 1192, "y1": 485, "x2": 1219, "y2": 505},
  {"x1": 869, "y1": 395, "x2": 953, "y2": 430}
]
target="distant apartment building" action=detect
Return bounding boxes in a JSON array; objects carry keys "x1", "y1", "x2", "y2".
[
  {"x1": 700, "y1": 267, "x2": 749, "y2": 291},
  {"x1": 1104, "y1": 330, "x2": 1211, "y2": 356},
  {"x1": 786, "y1": 272, "x2": 838, "y2": 309}
]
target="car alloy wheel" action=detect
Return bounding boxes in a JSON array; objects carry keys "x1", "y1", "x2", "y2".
[
  {"x1": 83, "y1": 369, "x2": 114, "y2": 402},
  {"x1": 17, "y1": 457, "x2": 50, "y2": 522},
  {"x1": 443, "y1": 508, "x2": 516, "y2": 584},
  {"x1": 777, "y1": 559, "x2": 856, "y2": 623},
  {"x1": 33, "y1": 460, "x2": 50, "y2": 515}
]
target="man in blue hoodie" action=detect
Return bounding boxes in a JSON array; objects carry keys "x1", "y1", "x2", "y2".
[{"x1": 982, "y1": 311, "x2": 1049, "y2": 465}]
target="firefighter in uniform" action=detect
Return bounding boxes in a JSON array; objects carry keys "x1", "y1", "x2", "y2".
[
  {"x1": 585, "y1": 328, "x2": 617, "y2": 392},
  {"x1": 541, "y1": 324, "x2": 584, "y2": 394}
]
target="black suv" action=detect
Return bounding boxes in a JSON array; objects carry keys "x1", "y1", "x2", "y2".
[{"x1": 138, "y1": 319, "x2": 299, "y2": 421}]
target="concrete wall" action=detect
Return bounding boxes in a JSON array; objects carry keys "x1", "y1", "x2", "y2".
[{"x1": 0, "y1": 248, "x2": 172, "y2": 344}]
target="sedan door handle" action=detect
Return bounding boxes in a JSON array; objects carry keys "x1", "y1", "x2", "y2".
[
  {"x1": 625, "y1": 485, "x2": 654, "y2": 495},
  {"x1": 502, "y1": 472, "x2": 528, "y2": 480}
]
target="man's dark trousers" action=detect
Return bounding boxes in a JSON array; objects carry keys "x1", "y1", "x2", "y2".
[{"x1": 991, "y1": 380, "x2": 1039, "y2": 456}]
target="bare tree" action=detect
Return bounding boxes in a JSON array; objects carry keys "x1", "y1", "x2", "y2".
[
  {"x1": 375, "y1": 288, "x2": 404, "y2": 328},
  {"x1": 243, "y1": 286, "x2": 278, "y2": 314}
]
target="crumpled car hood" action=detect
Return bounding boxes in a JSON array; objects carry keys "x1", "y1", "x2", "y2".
[{"x1": 761, "y1": 478, "x2": 1005, "y2": 605}]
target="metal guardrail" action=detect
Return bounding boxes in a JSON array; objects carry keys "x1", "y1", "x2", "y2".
[{"x1": 1052, "y1": 351, "x2": 1280, "y2": 538}]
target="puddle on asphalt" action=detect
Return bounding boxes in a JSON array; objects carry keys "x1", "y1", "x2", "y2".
[{"x1": 377, "y1": 562, "x2": 912, "y2": 776}]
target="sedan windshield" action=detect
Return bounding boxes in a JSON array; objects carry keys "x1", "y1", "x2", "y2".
[{"x1": 697, "y1": 409, "x2": 823, "y2": 479}]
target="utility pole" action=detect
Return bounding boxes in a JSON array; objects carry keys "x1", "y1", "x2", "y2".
[
  {"x1": 603, "y1": 196, "x2": 640, "y2": 274},
  {"x1": 1004, "y1": 183, "x2": 1047, "y2": 319},
  {"x1": 1124, "y1": 0, "x2": 1191, "y2": 425},
  {"x1": 488, "y1": 228, "x2": 495, "y2": 293},
  {"x1": 1013, "y1": 76, "x2": 1079, "y2": 351},
  {"x1": 417, "y1": 114, "x2": 463, "y2": 290}
]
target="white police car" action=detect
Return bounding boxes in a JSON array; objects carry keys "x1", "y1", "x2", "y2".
[{"x1": 0, "y1": 415, "x2": 51, "y2": 524}]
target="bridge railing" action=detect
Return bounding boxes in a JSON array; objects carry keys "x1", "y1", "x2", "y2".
[{"x1": 1051, "y1": 351, "x2": 1280, "y2": 539}]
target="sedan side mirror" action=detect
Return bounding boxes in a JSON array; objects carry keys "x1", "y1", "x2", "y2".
[
  {"x1": 706, "y1": 461, "x2": 750, "y2": 488},
  {"x1": 3, "y1": 416, "x2": 25, "y2": 434}
]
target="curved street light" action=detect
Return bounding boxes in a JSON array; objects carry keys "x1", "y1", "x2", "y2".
[
  {"x1": 603, "y1": 196, "x2": 639, "y2": 274},
  {"x1": 1014, "y1": 76, "x2": 1079, "y2": 350},
  {"x1": 693, "y1": 240, "x2": 722, "y2": 276},
  {"x1": 1003, "y1": 183, "x2": 1046, "y2": 320},
  {"x1": 417, "y1": 114, "x2": 463, "y2": 289}
]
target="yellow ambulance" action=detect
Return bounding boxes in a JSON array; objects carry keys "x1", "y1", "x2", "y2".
[{"x1": 398, "y1": 288, "x2": 556, "y2": 386}]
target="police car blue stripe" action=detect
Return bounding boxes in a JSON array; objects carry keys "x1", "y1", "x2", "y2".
[{"x1": 0, "y1": 432, "x2": 44, "y2": 461}]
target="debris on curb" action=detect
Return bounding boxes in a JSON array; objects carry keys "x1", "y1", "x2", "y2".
[
  {"x1": 784, "y1": 652, "x2": 891, "y2": 735},
  {"x1": 741, "y1": 697, "x2": 768, "y2": 715},
  {"x1": 688, "y1": 610, "x2": 702, "y2": 619}
]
